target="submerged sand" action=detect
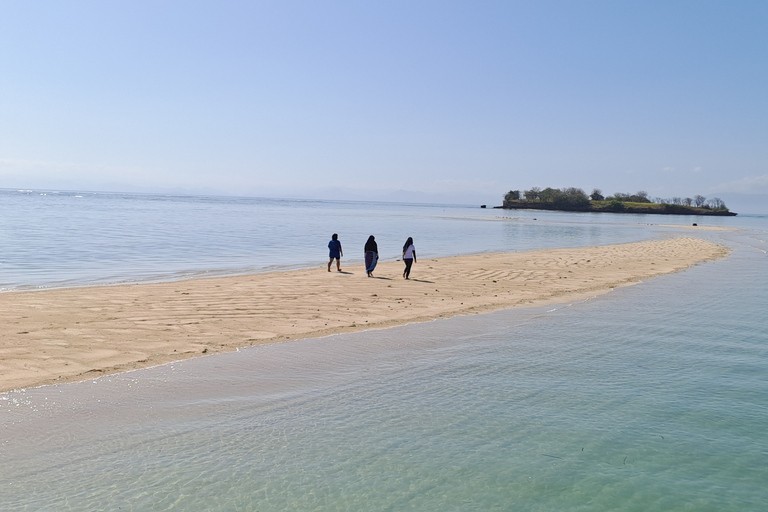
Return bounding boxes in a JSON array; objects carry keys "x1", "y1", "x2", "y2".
[{"x1": 0, "y1": 237, "x2": 728, "y2": 392}]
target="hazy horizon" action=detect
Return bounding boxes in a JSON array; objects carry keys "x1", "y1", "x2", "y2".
[
  {"x1": 2, "y1": 1, "x2": 766, "y2": 212},
  {"x1": 4, "y1": 185, "x2": 765, "y2": 215}
]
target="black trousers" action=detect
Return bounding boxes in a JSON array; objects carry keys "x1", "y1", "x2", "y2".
[{"x1": 403, "y1": 258, "x2": 414, "y2": 278}]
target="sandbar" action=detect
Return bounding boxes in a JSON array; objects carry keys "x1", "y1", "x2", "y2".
[{"x1": 0, "y1": 237, "x2": 728, "y2": 392}]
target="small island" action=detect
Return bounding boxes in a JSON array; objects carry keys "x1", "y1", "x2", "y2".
[{"x1": 497, "y1": 187, "x2": 736, "y2": 216}]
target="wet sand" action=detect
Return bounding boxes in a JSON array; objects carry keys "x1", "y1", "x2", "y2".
[{"x1": 0, "y1": 237, "x2": 728, "y2": 392}]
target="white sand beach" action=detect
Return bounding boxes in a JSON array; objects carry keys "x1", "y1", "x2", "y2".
[{"x1": 0, "y1": 237, "x2": 728, "y2": 392}]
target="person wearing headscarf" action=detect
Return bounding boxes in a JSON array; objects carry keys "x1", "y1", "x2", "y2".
[
  {"x1": 402, "y1": 237, "x2": 416, "y2": 279},
  {"x1": 364, "y1": 235, "x2": 378, "y2": 277}
]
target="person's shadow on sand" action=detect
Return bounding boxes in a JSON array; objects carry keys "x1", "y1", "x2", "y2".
[{"x1": 407, "y1": 278, "x2": 434, "y2": 283}]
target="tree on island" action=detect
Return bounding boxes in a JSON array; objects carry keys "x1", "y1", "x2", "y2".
[
  {"x1": 708, "y1": 197, "x2": 726, "y2": 209},
  {"x1": 524, "y1": 187, "x2": 541, "y2": 201},
  {"x1": 607, "y1": 191, "x2": 651, "y2": 203},
  {"x1": 654, "y1": 195, "x2": 728, "y2": 211},
  {"x1": 507, "y1": 187, "x2": 591, "y2": 210}
]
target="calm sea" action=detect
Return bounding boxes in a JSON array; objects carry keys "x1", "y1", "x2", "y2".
[
  {"x1": 0, "y1": 188, "x2": 745, "y2": 291},
  {"x1": 1, "y1": 189, "x2": 766, "y2": 510}
]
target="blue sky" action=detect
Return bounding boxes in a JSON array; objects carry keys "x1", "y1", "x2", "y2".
[{"x1": 1, "y1": 1, "x2": 766, "y2": 210}]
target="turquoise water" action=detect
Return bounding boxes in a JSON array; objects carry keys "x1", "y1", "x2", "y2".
[{"x1": 1, "y1": 191, "x2": 766, "y2": 510}]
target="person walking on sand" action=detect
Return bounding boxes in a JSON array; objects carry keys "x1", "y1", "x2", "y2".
[
  {"x1": 328, "y1": 233, "x2": 343, "y2": 272},
  {"x1": 364, "y1": 235, "x2": 378, "y2": 277},
  {"x1": 402, "y1": 237, "x2": 416, "y2": 279}
]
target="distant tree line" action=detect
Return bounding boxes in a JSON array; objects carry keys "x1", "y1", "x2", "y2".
[
  {"x1": 504, "y1": 187, "x2": 592, "y2": 209},
  {"x1": 504, "y1": 187, "x2": 729, "y2": 212},
  {"x1": 649, "y1": 194, "x2": 727, "y2": 209}
]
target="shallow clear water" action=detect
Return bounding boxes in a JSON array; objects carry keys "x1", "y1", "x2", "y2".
[{"x1": 1, "y1": 192, "x2": 766, "y2": 510}]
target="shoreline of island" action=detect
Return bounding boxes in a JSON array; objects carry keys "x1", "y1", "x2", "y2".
[{"x1": 495, "y1": 201, "x2": 737, "y2": 216}]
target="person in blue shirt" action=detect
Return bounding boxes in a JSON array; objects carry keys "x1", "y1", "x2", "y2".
[{"x1": 328, "y1": 233, "x2": 343, "y2": 272}]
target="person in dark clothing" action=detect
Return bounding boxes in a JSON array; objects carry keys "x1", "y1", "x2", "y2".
[
  {"x1": 364, "y1": 235, "x2": 378, "y2": 277},
  {"x1": 402, "y1": 237, "x2": 416, "y2": 279},
  {"x1": 327, "y1": 233, "x2": 343, "y2": 272}
]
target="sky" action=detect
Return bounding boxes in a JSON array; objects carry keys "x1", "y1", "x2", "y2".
[{"x1": 1, "y1": 1, "x2": 767, "y2": 211}]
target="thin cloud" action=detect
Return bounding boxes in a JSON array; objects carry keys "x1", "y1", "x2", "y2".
[
  {"x1": 711, "y1": 174, "x2": 768, "y2": 194},
  {"x1": 429, "y1": 178, "x2": 500, "y2": 194},
  {"x1": 0, "y1": 158, "x2": 71, "y2": 171},
  {"x1": 0, "y1": 158, "x2": 117, "y2": 175}
]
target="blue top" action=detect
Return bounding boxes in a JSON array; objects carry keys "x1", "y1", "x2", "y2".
[{"x1": 328, "y1": 239, "x2": 342, "y2": 258}]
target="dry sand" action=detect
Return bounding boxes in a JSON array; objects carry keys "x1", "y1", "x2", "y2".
[{"x1": 0, "y1": 237, "x2": 728, "y2": 392}]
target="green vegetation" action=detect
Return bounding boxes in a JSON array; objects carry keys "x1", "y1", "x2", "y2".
[{"x1": 501, "y1": 187, "x2": 735, "y2": 216}]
